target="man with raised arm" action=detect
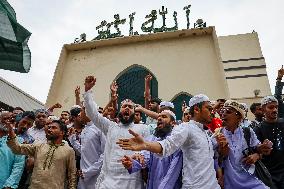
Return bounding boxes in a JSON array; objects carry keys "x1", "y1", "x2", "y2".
[
  {"x1": 117, "y1": 94, "x2": 229, "y2": 189},
  {"x1": 6, "y1": 120, "x2": 77, "y2": 189},
  {"x1": 83, "y1": 76, "x2": 149, "y2": 189}
]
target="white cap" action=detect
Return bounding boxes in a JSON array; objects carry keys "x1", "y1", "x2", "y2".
[
  {"x1": 188, "y1": 94, "x2": 210, "y2": 108},
  {"x1": 261, "y1": 96, "x2": 278, "y2": 106},
  {"x1": 161, "y1": 110, "x2": 176, "y2": 121},
  {"x1": 160, "y1": 101, "x2": 175, "y2": 109},
  {"x1": 240, "y1": 103, "x2": 248, "y2": 112}
]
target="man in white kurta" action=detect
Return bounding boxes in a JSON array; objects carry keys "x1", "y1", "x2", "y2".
[
  {"x1": 69, "y1": 120, "x2": 106, "y2": 189},
  {"x1": 117, "y1": 94, "x2": 230, "y2": 189},
  {"x1": 83, "y1": 76, "x2": 149, "y2": 189}
]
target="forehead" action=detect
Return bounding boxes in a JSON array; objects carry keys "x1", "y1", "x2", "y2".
[
  {"x1": 21, "y1": 116, "x2": 34, "y2": 122},
  {"x1": 159, "y1": 112, "x2": 171, "y2": 118},
  {"x1": 266, "y1": 102, "x2": 278, "y2": 107},
  {"x1": 36, "y1": 112, "x2": 47, "y2": 117},
  {"x1": 48, "y1": 122, "x2": 60, "y2": 128},
  {"x1": 121, "y1": 102, "x2": 134, "y2": 107}
]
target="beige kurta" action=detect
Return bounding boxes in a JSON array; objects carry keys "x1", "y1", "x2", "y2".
[{"x1": 7, "y1": 138, "x2": 76, "y2": 189}]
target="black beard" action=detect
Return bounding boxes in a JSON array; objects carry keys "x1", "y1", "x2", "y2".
[
  {"x1": 46, "y1": 134, "x2": 59, "y2": 141},
  {"x1": 118, "y1": 112, "x2": 134, "y2": 125},
  {"x1": 154, "y1": 124, "x2": 173, "y2": 138}
]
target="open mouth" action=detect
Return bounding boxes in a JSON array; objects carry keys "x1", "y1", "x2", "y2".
[{"x1": 157, "y1": 121, "x2": 164, "y2": 128}]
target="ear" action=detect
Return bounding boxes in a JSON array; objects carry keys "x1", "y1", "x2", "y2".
[
  {"x1": 193, "y1": 105, "x2": 200, "y2": 114},
  {"x1": 170, "y1": 120, "x2": 176, "y2": 126}
]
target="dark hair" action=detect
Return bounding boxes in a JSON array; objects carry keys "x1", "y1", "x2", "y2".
[
  {"x1": 250, "y1": 103, "x2": 261, "y2": 113},
  {"x1": 61, "y1": 111, "x2": 70, "y2": 115},
  {"x1": 217, "y1": 99, "x2": 226, "y2": 103},
  {"x1": 134, "y1": 110, "x2": 142, "y2": 117},
  {"x1": 51, "y1": 120, "x2": 67, "y2": 135},
  {"x1": 189, "y1": 102, "x2": 204, "y2": 116},
  {"x1": 70, "y1": 107, "x2": 81, "y2": 117},
  {"x1": 150, "y1": 97, "x2": 162, "y2": 105},
  {"x1": 13, "y1": 106, "x2": 24, "y2": 112},
  {"x1": 22, "y1": 111, "x2": 35, "y2": 120}
]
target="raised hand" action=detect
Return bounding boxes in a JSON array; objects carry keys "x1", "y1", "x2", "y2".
[
  {"x1": 84, "y1": 76, "x2": 96, "y2": 92},
  {"x1": 116, "y1": 129, "x2": 146, "y2": 151},
  {"x1": 75, "y1": 86, "x2": 80, "y2": 97},
  {"x1": 278, "y1": 65, "x2": 284, "y2": 79},
  {"x1": 145, "y1": 73, "x2": 152, "y2": 82},
  {"x1": 110, "y1": 81, "x2": 118, "y2": 94},
  {"x1": 53, "y1": 103, "x2": 62, "y2": 109}
]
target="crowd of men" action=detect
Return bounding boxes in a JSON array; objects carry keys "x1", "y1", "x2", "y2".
[{"x1": 0, "y1": 68, "x2": 284, "y2": 189}]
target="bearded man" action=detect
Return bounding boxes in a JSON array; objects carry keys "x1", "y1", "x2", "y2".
[
  {"x1": 6, "y1": 120, "x2": 77, "y2": 189},
  {"x1": 83, "y1": 76, "x2": 150, "y2": 189},
  {"x1": 121, "y1": 110, "x2": 183, "y2": 189}
]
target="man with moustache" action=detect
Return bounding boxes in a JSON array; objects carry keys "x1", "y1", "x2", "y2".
[
  {"x1": 213, "y1": 100, "x2": 272, "y2": 189},
  {"x1": 27, "y1": 109, "x2": 49, "y2": 143},
  {"x1": 6, "y1": 120, "x2": 77, "y2": 189},
  {"x1": 121, "y1": 110, "x2": 182, "y2": 189},
  {"x1": 16, "y1": 111, "x2": 35, "y2": 144},
  {"x1": 83, "y1": 76, "x2": 150, "y2": 189},
  {"x1": 117, "y1": 94, "x2": 229, "y2": 189},
  {"x1": 254, "y1": 96, "x2": 284, "y2": 189}
]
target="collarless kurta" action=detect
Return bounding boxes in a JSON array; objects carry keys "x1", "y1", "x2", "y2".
[
  {"x1": 158, "y1": 120, "x2": 220, "y2": 189},
  {"x1": 7, "y1": 138, "x2": 77, "y2": 189},
  {"x1": 84, "y1": 90, "x2": 150, "y2": 189}
]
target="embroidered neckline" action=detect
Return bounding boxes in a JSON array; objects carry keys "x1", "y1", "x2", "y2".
[{"x1": 43, "y1": 142, "x2": 64, "y2": 170}]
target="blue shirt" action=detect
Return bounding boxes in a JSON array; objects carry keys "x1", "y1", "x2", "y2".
[
  {"x1": 0, "y1": 136, "x2": 25, "y2": 188},
  {"x1": 212, "y1": 127, "x2": 268, "y2": 189},
  {"x1": 129, "y1": 135, "x2": 183, "y2": 189}
]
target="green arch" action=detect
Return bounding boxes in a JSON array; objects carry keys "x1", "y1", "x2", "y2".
[
  {"x1": 115, "y1": 64, "x2": 158, "y2": 107},
  {"x1": 171, "y1": 92, "x2": 192, "y2": 121}
]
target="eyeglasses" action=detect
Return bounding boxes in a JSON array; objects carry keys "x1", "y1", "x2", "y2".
[{"x1": 220, "y1": 108, "x2": 236, "y2": 114}]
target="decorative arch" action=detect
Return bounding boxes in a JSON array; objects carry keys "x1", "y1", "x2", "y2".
[
  {"x1": 114, "y1": 64, "x2": 158, "y2": 107},
  {"x1": 171, "y1": 92, "x2": 193, "y2": 121}
]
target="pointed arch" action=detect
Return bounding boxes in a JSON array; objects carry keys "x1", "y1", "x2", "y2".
[
  {"x1": 114, "y1": 64, "x2": 158, "y2": 107},
  {"x1": 171, "y1": 92, "x2": 193, "y2": 121}
]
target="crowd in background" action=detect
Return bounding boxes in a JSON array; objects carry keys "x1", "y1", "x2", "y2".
[{"x1": 0, "y1": 68, "x2": 284, "y2": 189}]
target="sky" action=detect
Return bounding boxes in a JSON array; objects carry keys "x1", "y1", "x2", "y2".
[{"x1": 1, "y1": 0, "x2": 284, "y2": 104}]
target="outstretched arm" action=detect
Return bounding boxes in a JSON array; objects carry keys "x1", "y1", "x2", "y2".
[
  {"x1": 117, "y1": 129, "x2": 163, "y2": 154},
  {"x1": 83, "y1": 76, "x2": 115, "y2": 135},
  {"x1": 135, "y1": 105, "x2": 159, "y2": 120},
  {"x1": 6, "y1": 123, "x2": 36, "y2": 157},
  {"x1": 117, "y1": 124, "x2": 189, "y2": 157}
]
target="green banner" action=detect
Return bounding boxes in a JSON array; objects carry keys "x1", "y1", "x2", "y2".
[{"x1": 0, "y1": 0, "x2": 31, "y2": 73}]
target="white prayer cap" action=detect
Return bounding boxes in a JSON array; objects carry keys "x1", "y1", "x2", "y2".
[
  {"x1": 48, "y1": 115, "x2": 59, "y2": 121},
  {"x1": 160, "y1": 101, "x2": 175, "y2": 109},
  {"x1": 188, "y1": 94, "x2": 210, "y2": 108},
  {"x1": 183, "y1": 107, "x2": 190, "y2": 113},
  {"x1": 161, "y1": 110, "x2": 176, "y2": 121},
  {"x1": 71, "y1": 105, "x2": 81, "y2": 110},
  {"x1": 261, "y1": 96, "x2": 278, "y2": 106}
]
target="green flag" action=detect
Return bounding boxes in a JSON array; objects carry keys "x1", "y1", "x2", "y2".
[{"x1": 0, "y1": 0, "x2": 32, "y2": 73}]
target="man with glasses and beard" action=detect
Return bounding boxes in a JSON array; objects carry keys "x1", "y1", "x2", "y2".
[
  {"x1": 83, "y1": 76, "x2": 150, "y2": 189},
  {"x1": 120, "y1": 110, "x2": 182, "y2": 189},
  {"x1": 254, "y1": 96, "x2": 284, "y2": 189}
]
